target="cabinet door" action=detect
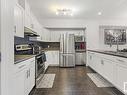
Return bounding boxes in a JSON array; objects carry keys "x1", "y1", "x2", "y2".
[
  {"x1": 29, "y1": 60, "x2": 35, "y2": 91},
  {"x1": 88, "y1": 52, "x2": 96, "y2": 70},
  {"x1": 117, "y1": 64, "x2": 127, "y2": 93},
  {"x1": 53, "y1": 51, "x2": 59, "y2": 65},
  {"x1": 88, "y1": 52, "x2": 93, "y2": 67},
  {"x1": 25, "y1": 13, "x2": 30, "y2": 29},
  {"x1": 50, "y1": 31, "x2": 60, "y2": 42},
  {"x1": 24, "y1": 69, "x2": 30, "y2": 95},
  {"x1": 24, "y1": 58, "x2": 35, "y2": 95},
  {"x1": 45, "y1": 51, "x2": 59, "y2": 66},
  {"x1": 42, "y1": 28, "x2": 50, "y2": 41},
  {"x1": 13, "y1": 70, "x2": 26, "y2": 95},
  {"x1": 101, "y1": 59, "x2": 114, "y2": 83},
  {"x1": 14, "y1": 3, "x2": 24, "y2": 37}
]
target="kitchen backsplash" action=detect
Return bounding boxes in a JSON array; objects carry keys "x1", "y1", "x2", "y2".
[
  {"x1": 39, "y1": 42, "x2": 60, "y2": 50},
  {"x1": 15, "y1": 36, "x2": 60, "y2": 50},
  {"x1": 14, "y1": 36, "x2": 33, "y2": 45}
]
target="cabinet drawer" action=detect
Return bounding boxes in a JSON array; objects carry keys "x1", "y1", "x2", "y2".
[
  {"x1": 14, "y1": 57, "x2": 35, "y2": 73},
  {"x1": 115, "y1": 57, "x2": 127, "y2": 66},
  {"x1": 117, "y1": 64, "x2": 127, "y2": 93}
]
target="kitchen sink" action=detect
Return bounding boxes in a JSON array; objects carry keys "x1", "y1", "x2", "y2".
[
  {"x1": 104, "y1": 50, "x2": 127, "y2": 55},
  {"x1": 104, "y1": 51, "x2": 118, "y2": 53}
]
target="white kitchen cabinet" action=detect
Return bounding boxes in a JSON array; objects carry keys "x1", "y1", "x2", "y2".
[
  {"x1": 24, "y1": 0, "x2": 32, "y2": 30},
  {"x1": 88, "y1": 52, "x2": 115, "y2": 83},
  {"x1": 87, "y1": 52, "x2": 98, "y2": 71},
  {"x1": 25, "y1": 58, "x2": 35, "y2": 95},
  {"x1": 13, "y1": 57, "x2": 35, "y2": 95},
  {"x1": 100, "y1": 58, "x2": 114, "y2": 84},
  {"x1": 45, "y1": 51, "x2": 59, "y2": 67},
  {"x1": 24, "y1": 13, "x2": 31, "y2": 29},
  {"x1": 87, "y1": 51, "x2": 127, "y2": 94},
  {"x1": 50, "y1": 31, "x2": 60, "y2": 42},
  {"x1": 29, "y1": 60, "x2": 35, "y2": 91},
  {"x1": 116, "y1": 60, "x2": 127, "y2": 93},
  {"x1": 75, "y1": 52, "x2": 86, "y2": 65},
  {"x1": 23, "y1": 0, "x2": 42, "y2": 37},
  {"x1": 41, "y1": 28, "x2": 51, "y2": 41},
  {"x1": 14, "y1": 3, "x2": 24, "y2": 37},
  {"x1": 13, "y1": 69, "x2": 26, "y2": 95}
]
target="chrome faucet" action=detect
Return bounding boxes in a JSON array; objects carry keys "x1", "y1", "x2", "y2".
[
  {"x1": 109, "y1": 37, "x2": 119, "y2": 52},
  {"x1": 116, "y1": 37, "x2": 119, "y2": 52},
  {"x1": 110, "y1": 39, "x2": 112, "y2": 47}
]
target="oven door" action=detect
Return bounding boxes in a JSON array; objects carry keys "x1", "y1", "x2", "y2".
[{"x1": 36, "y1": 55, "x2": 45, "y2": 78}]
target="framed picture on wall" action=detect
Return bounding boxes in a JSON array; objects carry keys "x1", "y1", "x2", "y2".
[{"x1": 104, "y1": 29, "x2": 126, "y2": 45}]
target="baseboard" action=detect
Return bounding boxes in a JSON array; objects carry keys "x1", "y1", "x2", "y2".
[{"x1": 49, "y1": 64, "x2": 59, "y2": 66}]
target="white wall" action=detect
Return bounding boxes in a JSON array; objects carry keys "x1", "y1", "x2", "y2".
[
  {"x1": 41, "y1": 19, "x2": 127, "y2": 50},
  {"x1": 98, "y1": 19, "x2": 127, "y2": 51},
  {"x1": 41, "y1": 19, "x2": 100, "y2": 50}
]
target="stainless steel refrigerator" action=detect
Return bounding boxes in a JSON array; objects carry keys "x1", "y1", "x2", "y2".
[{"x1": 59, "y1": 33, "x2": 75, "y2": 67}]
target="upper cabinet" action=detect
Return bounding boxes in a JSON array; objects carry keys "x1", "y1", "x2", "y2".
[
  {"x1": 15, "y1": 0, "x2": 42, "y2": 38},
  {"x1": 14, "y1": 3, "x2": 24, "y2": 37},
  {"x1": 24, "y1": 1, "x2": 41, "y2": 35}
]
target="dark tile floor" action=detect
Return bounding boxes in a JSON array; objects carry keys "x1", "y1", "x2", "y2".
[{"x1": 30, "y1": 66, "x2": 124, "y2": 95}]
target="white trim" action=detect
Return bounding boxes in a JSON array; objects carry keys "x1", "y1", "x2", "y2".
[{"x1": 49, "y1": 64, "x2": 59, "y2": 66}]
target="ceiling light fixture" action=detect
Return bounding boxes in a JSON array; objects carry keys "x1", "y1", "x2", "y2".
[
  {"x1": 56, "y1": 8, "x2": 73, "y2": 16},
  {"x1": 98, "y1": 12, "x2": 102, "y2": 15}
]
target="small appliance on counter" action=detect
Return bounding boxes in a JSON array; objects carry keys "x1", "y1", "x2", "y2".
[{"x1": 15, "y1": 44, "x2": 42, "y2": 55}]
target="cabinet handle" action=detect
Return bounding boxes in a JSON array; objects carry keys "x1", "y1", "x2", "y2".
[
  {"x1": 19, "y1": 65, "x2": 26, "y2": 69},
  {"x1": 27, "y1": 70, "x2": 29, "y2": 78},
  {"x1": 91, "y1": 53, "x2": 95, "y2": 55},
  {"x1": 116, "y1": 59, "x2": 125, "y2": 63},
  {"x1": 14, "y1": 26, "x2": 16, "y2": 33},
  {"x1": 90, "y1": 56, "x2": 92, "y2": 60},
  {"x1": 29, "y1": 69, "x2": 30, "y2": 77},
  {"x1": 101, "y1": 60, "x2": 104, "y2": 65}
]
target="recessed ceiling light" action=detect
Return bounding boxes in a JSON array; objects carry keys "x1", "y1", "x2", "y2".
[
  {"x1": 56, "y1": 12, "x2": 59, "y2": 15},
  {"x1": 98, "y1": 12, "x2": 102, "y2": 15}
]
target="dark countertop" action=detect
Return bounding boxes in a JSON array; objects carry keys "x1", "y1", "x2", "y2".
[
  {"x1": 15, "y1": 55, "x2": 36, "y2": 64},
  {"x1": 42, "y1": 49, "x2": 60, "y2": 51},
  {"x1": 88, "y1": 50, "x2": 127, "y2": 58},
  {"x1": 75, "y1": 50, "x2": 86, "y2": 53}
]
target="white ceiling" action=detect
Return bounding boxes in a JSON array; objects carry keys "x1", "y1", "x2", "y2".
[{"x1": 28, "y1": 0, "x2": 127, "y2": 20}]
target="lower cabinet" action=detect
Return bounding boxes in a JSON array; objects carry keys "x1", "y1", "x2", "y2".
[
  {"x1": 87, "y1": 51, "x2": 127, "y2": 94},
  {"x1": 45, "y1": 51, "x2": 59, "y2": 67},
  {"x1": 88, "y1": 52, "x2": 100, "y2": 72},
  {"x1": 13, "y1": 69, "x2": 26, "y2": 95},
  {"x1": 88, "y1": 52, "x2": 95, "y2": 69},
  {"x1": 13, "y1": 58, "x2": 35, "y2": 95},
  {"x1": 25, "y1": 59, "x2": 35, "y2": 95},
  {"x1": 100, "y1": 58, "x2": 114, "y2": 84},
  {"x1": 116, "y1": 63, "x2": 127, "y2": 93},
  {"x1": 75, "y1": 52, "x2": 86, "y2": 65}
]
